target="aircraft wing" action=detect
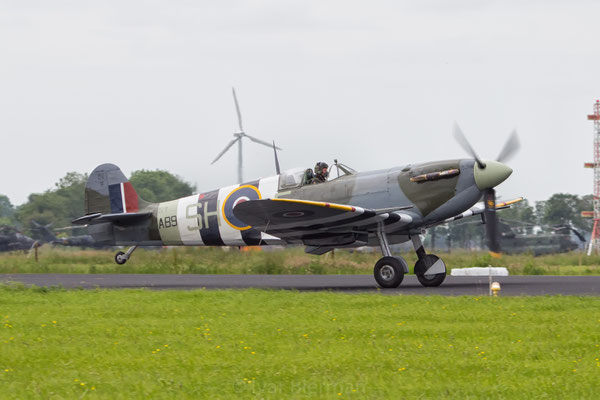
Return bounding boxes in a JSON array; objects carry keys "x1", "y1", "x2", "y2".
[
  {"x1": 233, "y1": 198, "x2": 413, "y2": 243},
  {"x1": 429, "y1": 197, "x2": 524, "y2": 227}
]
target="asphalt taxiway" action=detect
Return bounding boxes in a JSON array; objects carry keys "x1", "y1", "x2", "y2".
[{"x1": 1, "y1": 274, "x2": 600, "y2": 296}]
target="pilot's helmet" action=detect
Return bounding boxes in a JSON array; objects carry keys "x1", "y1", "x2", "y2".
[{"x1": 314, "y1": 162, "x2": 329, "y2": 177}]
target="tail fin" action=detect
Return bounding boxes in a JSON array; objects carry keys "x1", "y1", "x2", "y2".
[{"x1": 85, "y1": 164, "x2": 146, "y2": 215}]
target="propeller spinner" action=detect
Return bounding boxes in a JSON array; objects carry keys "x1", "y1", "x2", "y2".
[{"x1": 453, "y1": 123, "x2": 520, "y2": 257}]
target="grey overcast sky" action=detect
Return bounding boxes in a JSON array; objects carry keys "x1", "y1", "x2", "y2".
[{"x1": 1, "y1": 0, "x2": 599, "y2": 206}]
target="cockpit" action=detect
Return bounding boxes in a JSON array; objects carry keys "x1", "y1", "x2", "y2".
[
  {"x1": 277, "y1": 161, "x2": 356, "y2": 190},
  {"x1": 278, "y1": 168, "x2": 309, "y2": 190}
]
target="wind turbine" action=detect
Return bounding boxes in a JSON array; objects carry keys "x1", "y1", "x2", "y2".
[{"x1": 211, "y1": 87, "x2": 282, "y2": 183}]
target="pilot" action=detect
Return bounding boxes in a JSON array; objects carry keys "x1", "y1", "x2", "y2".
[{"x1": 310, "y1": 162, "x2": 329, "y2": 184}]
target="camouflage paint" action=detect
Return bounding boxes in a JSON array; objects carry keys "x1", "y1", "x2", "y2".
[
  {"x1": 85, "y1": 164, "x2": 131, "y2": 214},
  {"x1": 397, "y1": 160, "x2": 462, "y2": 217}
]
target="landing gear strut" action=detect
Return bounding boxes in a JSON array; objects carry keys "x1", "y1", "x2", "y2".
[
  {"x1": 373, "y1": 225, "x2": 408, "y2": 288},
  {"x1": 115, "y1": 245, "x2": 138, "y2": 265},
  {"x1": 411, "y1": 235, "x2": 446, "y2": 287}
]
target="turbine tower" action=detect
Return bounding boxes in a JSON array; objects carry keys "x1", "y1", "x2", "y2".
[{"x1": 211, "y1": 88, "x2": 282, "y2": 183}]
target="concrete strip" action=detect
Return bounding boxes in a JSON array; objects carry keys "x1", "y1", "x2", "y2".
[{"x1": 2, "y1": 274, "x2": 600, "y2": 296}]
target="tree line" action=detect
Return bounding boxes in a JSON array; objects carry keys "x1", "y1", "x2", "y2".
[
  {"x1": 0, "y1": 170, "x2": 195, "y2": 236},
  {"x1": 435, "y1": 195, "x2": 594, "y2": 249}
]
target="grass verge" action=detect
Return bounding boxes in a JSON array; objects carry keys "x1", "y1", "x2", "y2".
[
  {"x1": 1, "y1": 286, "x2": 600, "y2": 398},
  {"x1": 0, "y1": 247, "x2": 599, "y2": 275}
]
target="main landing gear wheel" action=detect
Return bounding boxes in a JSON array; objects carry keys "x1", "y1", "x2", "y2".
[
  {"x1": 374, "y1": 256, "x2": 407, "y2": 288},
  {"x1": 414, "y1": 254, "x2": 446, "y2": 287},
  {"x1": 115, "y1": 251, "x2": 127, "y2": 265}
]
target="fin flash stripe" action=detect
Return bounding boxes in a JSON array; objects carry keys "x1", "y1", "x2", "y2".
[{"x1": 108, "y1": 182, "x2": 139, "y2": 213}]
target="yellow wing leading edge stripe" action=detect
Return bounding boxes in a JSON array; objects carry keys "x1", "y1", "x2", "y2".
[
  {"x1": 495, "y1": 197, "x2": 524, "y2": 208},
  {"x1": 271, "y1": 198, "x2": 358, "y2": 212},
  {"x1": 272, "y1": 196, "x2": 523, "y2": 213}
]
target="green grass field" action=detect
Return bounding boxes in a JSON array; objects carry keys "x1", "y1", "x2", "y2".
[
  {"x1": 1, "y1": 246, "x2": 600, "y2": 275},
  {"x1": 1, "y1": 285, "x2": 600, "y2": 399}
]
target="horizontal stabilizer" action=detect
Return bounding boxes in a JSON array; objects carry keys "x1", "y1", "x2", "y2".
[{"x1": 72, "y1": 212, "x2": 152, "y2": 226}]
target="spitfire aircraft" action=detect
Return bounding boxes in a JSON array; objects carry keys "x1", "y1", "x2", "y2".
[{"x1": 73, "y1": 125, "x2": 520, "y2": 288}]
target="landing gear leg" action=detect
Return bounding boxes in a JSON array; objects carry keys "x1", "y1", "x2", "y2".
[
  {"x1": 373, "y1": 224, "x2": 407, "y2": 288},
  {"x1": 412, "y1": 235, "x2": 446, "y2": 287},
  {"x1": 115, "y1": 245, "x2": 138, "y2": 265}
]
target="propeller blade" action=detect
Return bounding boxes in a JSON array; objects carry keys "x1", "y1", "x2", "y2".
[
  {"x1": 232, "y1": 87, "x2": 244, "y2": 132},
  {"x1": 496, "y1": 129, "x2": 520, "y2": 163},
  {"x1": 453, "y1": 122, "x2": 486, "y2": 169},
  {"x1": 483, "y1": 188, "x2": 501, "y2": 257},
  {"x1": 211, "y1": 138, "x2": 240, "y2": 164},
  {"x1": 273, "y1": 140, "x2": 281, "y2": 175},
  {"x1": 244, "y1": 133, "x2": 283, "y2": 149},
  {"x1": 570, "y1": 228, "x2": 586, "y2": 243}
]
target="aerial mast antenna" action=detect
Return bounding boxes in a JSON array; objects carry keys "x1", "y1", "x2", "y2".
[
  {"x1": 272, "y1": 141, "x2": 281, "y2": 175},
  {"x1": 583, "y1": 100, "x2": 600, "y2": 255}
]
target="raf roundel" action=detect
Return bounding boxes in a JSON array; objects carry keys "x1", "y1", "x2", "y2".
[
  {"x1": 222, "y1": 185, "x2": 262, "y2": 230},
  {"x1": 275, "y1": 210, "x2": 315, "y2": 219}
]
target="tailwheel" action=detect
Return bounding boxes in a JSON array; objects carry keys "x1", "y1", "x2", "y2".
[
  {"x1": 374, "y1": 256, "x2": 407, "y2": 288},
  {"x1": 414, "y1": 254, "x2": 446, "y2": 287},
  {"x1": 114, "y1": 246, "x2": 138, "y2": 265}
]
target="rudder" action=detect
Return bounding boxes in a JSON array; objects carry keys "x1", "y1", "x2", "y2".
[{"x1": 85, "y1": 164, "x2": 141, "y2": 215}]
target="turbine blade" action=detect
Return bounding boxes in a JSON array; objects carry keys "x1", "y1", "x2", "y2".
[
  {"x1": 211, "y1": 138, "x2": 240, "y2": 164},
  {"x1": 232, "y1": 87, "x2": 243, "y2": 132},
  {"x1": 571, "y1": 228, "x2": 586, "y2": 243},
  {"x1": 244, "y1": 133, "x2": 283, "y2": 149}
]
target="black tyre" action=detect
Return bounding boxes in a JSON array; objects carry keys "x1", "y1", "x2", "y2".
[
  {"x1": 115, "y1": 251, "x2": 127, "y2": 265},
  {"x1": 414, "y1": 254, "x2": 446, "y2": 287},
  {"x1": 374, "y1": 256, "x2": 406, "y2": 288}
]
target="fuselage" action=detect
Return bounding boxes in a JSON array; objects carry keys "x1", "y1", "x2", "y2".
[
  {"x1": 87, "y1": 158, "x2": 512, "y2": 247},
  {"x1": 125, "y1": 159, "x2": 481, "y2": 245}
]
